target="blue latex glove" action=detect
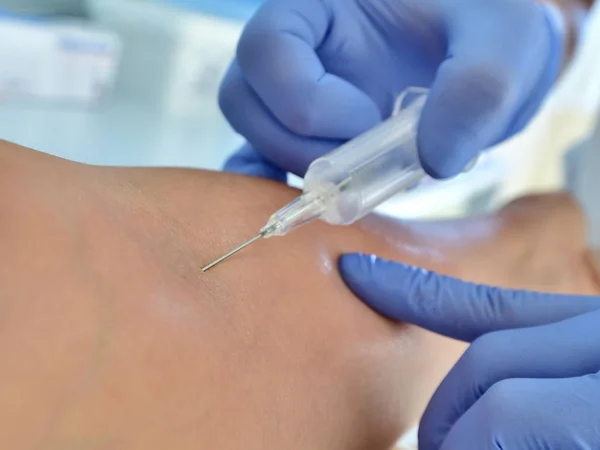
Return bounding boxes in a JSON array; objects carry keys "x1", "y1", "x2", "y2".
[
  {"x1": 339, "y1": 254, "x2": 600, "y2": 450},
  {"x1": 221, "y1": 0, "x2": 564, "y2": 181}
]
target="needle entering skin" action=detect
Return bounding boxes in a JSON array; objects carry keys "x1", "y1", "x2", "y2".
[{"x1": 202, "y1": 233, "x2": 264, "y2": 272}]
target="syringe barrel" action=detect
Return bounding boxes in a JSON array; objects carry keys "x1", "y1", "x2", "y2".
[{"x1": 303, "y1": 88, "x2": 428, "y2": 226}]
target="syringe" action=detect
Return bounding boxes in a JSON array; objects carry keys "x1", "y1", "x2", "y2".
[{"x1": 202, "y1": 87, "x2": 477, "y2": 272}]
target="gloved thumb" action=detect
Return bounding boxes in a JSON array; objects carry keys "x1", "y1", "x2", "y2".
[{"x1": 339, "y1": 254, "x2": 600, "y2": 342}]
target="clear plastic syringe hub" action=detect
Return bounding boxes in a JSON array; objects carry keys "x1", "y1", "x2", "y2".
[
  {"x1": 302, "y1": 87, "x2": 429, "y2": 227},
  {"x1": 261, "y1": 87, "x2": 476, "y2": 238}
]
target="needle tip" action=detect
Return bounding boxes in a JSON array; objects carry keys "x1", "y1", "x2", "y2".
[{"x1": 201, "y1": 233, "x2": 263, "y2": 273}]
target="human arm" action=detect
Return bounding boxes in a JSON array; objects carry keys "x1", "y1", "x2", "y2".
[{"x1": 0, "y1": 140, "x2": 597, "y2": 449}]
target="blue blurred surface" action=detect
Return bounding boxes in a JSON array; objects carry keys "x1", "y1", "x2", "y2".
[
  {"x1": 163, "y1": 0, "x2": 262, "y2": 21},
  {"x1": 0, "y1": 7, "x2": 45, "y2": 20}
]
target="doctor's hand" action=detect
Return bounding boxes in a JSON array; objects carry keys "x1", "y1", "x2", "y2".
[
  {"x1": 221, "y1": 0, "x2": 563, "y2": 182},
  {"x1": 339, "y1": 254, "x2": 600, "y2": 450}
]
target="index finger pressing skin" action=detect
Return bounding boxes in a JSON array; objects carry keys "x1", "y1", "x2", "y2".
[{"x1": 339, "y1": 255, "x2": 600, "y2": 342}]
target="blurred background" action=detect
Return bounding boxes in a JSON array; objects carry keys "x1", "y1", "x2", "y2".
[
  {"x1": 0, "y1": 0, "x2": 599, "y2": 220},
  {"x1": 1, "y1": 2, "x2": 599, "y2": 448}
]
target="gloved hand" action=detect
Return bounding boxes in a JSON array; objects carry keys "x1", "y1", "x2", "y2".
[
  {"x1": 339, "y1": 254, "x2": 600, "y2": 450},
  {"x1": 221, "y1": 0, "x2": 564, "y2": 182}
]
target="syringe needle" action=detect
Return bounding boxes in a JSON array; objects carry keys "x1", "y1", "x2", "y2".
[{"x1": 201, "y1": 233, "x2": 264, "y2": 272}]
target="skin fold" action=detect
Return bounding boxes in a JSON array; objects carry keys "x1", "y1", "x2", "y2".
[{"x1": 0, "y1": 140, "x2": 597, "y2": 450}]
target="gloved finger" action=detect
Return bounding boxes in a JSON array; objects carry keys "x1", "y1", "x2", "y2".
[
  {"x1": 219, "y1": 61, "x2": 342, "y2": 176},
  {"x1": 235, "y1": 0, "x2": 381, "y2": 139},
  {"x1": 418, "y1": 1, "x2": 559, "y2": 179},
  {"x1": 420, "y1": 310, "x2": 600, "y2": 450},
  {"x1": 224, "y1": 143, "x2": 288, "y2": 183},
  {"x1": 338, "y1": 254, "x2": 600, "y2": 342},
  {"x1": 438, "y1": 376, "x2": 600, "y2": 450}
]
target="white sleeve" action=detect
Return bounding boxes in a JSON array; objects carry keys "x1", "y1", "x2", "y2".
[{"x1": 565, "y1": 116, "x2": 600, "y2": 258}]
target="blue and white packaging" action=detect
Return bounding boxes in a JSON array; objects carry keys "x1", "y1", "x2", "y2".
[{"x1": 0, "y1": 14, "x2": 121, "y2": 105}]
